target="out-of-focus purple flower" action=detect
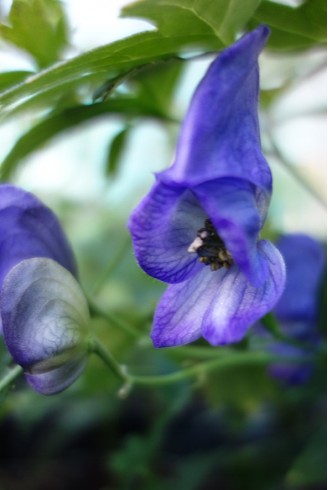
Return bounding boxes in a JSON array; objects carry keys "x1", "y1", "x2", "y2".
[
  {"x1": 267, "y1": 234, "x2": 325, "y2": 384},
  {"x1": 274, "y1": 234, "x2": 325, "y2": 329},
  {"x1": 0, "y1": 185, "x2": 89, "y2": 394},
  {"x1": 129, "y1": 26, "x2": 286, "y2": 347}
]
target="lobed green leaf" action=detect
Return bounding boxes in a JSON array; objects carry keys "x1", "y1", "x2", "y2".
[
  {"x1": 0, "y1": 0, "x2": 69, "y2": 68},
  {"x1": 252, "y1": 0, "x2": 326, "y2": 50},
  {"x1": 0, "y1": 0, "x2": 264, "y2": 121},
  {"x1": 122, "y1": 0, "x2": 262, "y2": 45}
]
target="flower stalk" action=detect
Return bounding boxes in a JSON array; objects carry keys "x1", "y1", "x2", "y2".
[
  {"x1": 89, "y1": 336, "x2": 307, "y2": 390},
  {"x1": 88, "y1": 336, "x2": 129, "y2": 384},
  {"x1": 0, "y1": 365, "x2": 23, "y2": 393}
]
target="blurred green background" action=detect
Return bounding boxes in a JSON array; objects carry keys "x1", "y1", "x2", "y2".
[{"x1": 0, "y1": 1, "x2": 326, "y2": 489}]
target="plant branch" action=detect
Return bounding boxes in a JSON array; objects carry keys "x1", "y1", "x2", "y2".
[
  {"x1": 90, "y1": 336, "x2": 305, "y2": 391},
  {"x1": 88, "y1": 300, "x2": 141, "y2": 339},
  {"x1": 0, "y1": 365, "x2": 23, "y2": 393}
]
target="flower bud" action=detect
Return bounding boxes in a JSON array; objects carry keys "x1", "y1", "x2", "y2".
[
  {"x1": 0, "y1": 184, "x2": 77, "y2": 334},
  {"x1": 1, "y1": 258, "x2": 90, "y2": 395}
]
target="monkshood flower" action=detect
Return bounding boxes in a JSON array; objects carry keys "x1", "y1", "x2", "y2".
[
  {"x1": 1, "y1": 258, "x2": 90, "y2": 395},
  {"x1": 129, "y1": 26, "x2": 286, "y2": 347},
  {"x1": 267, "y1": 234, "x2": 325, "y2": 384},
  {"x1": 0, "y1": 185, "x2": 89, "y2": 394},
  {"x1": 0, "y1": 184, "x2": 77, "y2": 332}
]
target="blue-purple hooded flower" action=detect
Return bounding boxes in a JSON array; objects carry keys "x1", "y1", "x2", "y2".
[
  {"x1": 128, "y1": 26, "x2": 286, "y2": 347},
  {"x1": 0, "y1": 184, "x2": 77, "y2": 324},
  {"x1": 267, "y1": 234, "x2": 325, "y2": 384},
  {"x1": 0, "y1": 185, "x2": 89, "y2": 394}
]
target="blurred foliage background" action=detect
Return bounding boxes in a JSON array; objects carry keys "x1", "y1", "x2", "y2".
[{"x1": 0, "y1": 0, "x2": 326, "y2": 489}]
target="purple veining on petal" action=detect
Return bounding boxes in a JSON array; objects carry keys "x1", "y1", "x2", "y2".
[
  {"x1": 129, "y1": 27, "x2": 286, "y2": 348},
  {"x1": 128, "y1": 180, "x2": 205, "y2": 283},
  {"x1": 0, "y1": 185, "x2": 78, "y2": 333},
  {"x1": 151, "y1": 266, "x2": 224, "y2": 347},
  {"x1": 202, "y1": 240, "x2": 285, "y2": 345},
  {"x1": 161, "y1": 25, "x2": 272, "y2": 198},
  {"x1": 152, "y1": 240, "x2": 285, "y2": 348},
  {"x1": 25, "y1": 354, "x2": 88, "y2": 396},
  {"x1": 193, "y1": 178, "x2": 264, "y2": 286},
  {"x1": 1, "y1": 258, "x2": 89, "y2": 395}
]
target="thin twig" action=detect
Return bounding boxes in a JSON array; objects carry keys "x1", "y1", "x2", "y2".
[{"x1": 0, "y1": 365, "x2": 23, "y2": 393}]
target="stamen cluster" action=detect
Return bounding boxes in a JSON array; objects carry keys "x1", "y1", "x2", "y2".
[{"x1": 188, "y1": 219, "x2": 234, "y2": 271}]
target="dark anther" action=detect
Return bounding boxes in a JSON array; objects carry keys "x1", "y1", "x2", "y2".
[{"x1": 188, "y1": 219, "x2": 234, "y2": 271}]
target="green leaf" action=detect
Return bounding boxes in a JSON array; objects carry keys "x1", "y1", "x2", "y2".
[
  {"x1": 0, "y1": 30, "x2": 221, "y2": 120},
  {"x1": 0, "y1": 71, "x2": 33, "y2": 93},
  {"x1": 252, "y1": 0, "x2": 326, "y2": 50},
  {"x1": 131, "y1": 59, "x2": 184, "y2": 113},
  {"x1": 0, "y1": 0, "x2": 69, "y2": 68},
  {"x1": 106, "y1": 127, "x2": 130, "y2": 178},
  {"x1": 0, "y1": 0, "x2": 264, "y2": 120},
  {"x1": 0, "y1": 98, "x2": 171, "y2": 180},
  {"x1": 123, "y1": 0, "x2": 262, "y2": 45}
]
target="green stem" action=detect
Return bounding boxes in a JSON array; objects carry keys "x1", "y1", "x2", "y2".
[
  {"x1": 92, "y1": 52, "x2": 217, "y2": 102},
  {"x1": 88, "y1": 300, "x2": 141, "y2": 339},
  {"x1": 129, "y1": 352, "x2": 290, "y2": 387},
  {"x1": 0, "y1": 365, "x2": 23, "y2": 393},
  {"x1": 166, "y1": 345, "x2": 235, "y2": 360},
  {"x1": 91, "y1": 337, "x2": 304, "y2": 389},
  {"x1": 88, "y1": 336, "x2": 129, "y2": 383}
]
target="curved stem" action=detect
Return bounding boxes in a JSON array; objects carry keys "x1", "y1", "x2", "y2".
[
  {"x1": 90, "y1": 336, "x2": 304, "y2": 389},
  {"x1": 129, "y1": 351, "x2": 291, "y2": 387},
  {"x1": 166, "y1": 345, "x2": 236, "y2": 360},
  {"x1": 0, "y1": 365, "x2": 23, "y2": 393},
  {"x1": 88, "y1": 300, "x2": 141, "y2": 339},
  {"x1": 88, "y1": 336, "x2": 129, "y2": 383}
]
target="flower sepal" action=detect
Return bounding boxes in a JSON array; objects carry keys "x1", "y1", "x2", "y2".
[{"x1": 1, "y1": 257, "x2": 90, "y2": 395}]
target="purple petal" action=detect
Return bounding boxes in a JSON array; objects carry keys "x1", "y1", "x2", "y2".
[
  {"x1": 202, "y1": 240, "x2": 285, "y2": 345},
  {"x1": 151, "y1": 267, "x2": 210, "y2": 347},
  {"x1": 152, "y1": 240, "x2": 285, "y2": 347},
  {"x1": 1, "y1": 258, "x2": 89, "y2": 395},
  {"x1": 25, "y1": 354, "x2": 87, "y2": 395},
  {"x1": 193, "y1": 178, "x2": 264, "y2": 286},
  {"x1": 128, "y1": 180, "x2": 204, "y2": 283},
  {"x1": 161, "y1": 26, "x2": 272, "y2": 208},
  {"x1": 274, "y1": 234, "x2": 325, "y2": 323},
  {"x1": 0, "y1": 185, "x2": 77, "y2": 295}
]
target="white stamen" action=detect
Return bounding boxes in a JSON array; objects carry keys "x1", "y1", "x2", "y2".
[
  {"x1": 187, "y1": 236, "x2": 203, "y2": 253},
  {"x1": 198, "y1": 230, "x2": 208, "y2": 239}
]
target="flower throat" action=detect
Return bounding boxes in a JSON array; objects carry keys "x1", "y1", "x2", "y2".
[{"x1": 188, "y1": 219, "x2": 234, "y2": 272}]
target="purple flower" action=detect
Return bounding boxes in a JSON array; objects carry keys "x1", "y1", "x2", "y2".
[
  {"x1": 0, "y1": 184, "x2": 77, "y2": 332},
  {"x1": 1, "y1": 258, "x2": 90, "y2": 395},
  {"x1": 0, "y1": 185, "x2": 89, "y2": 394},
  {"x1": 274, "y1": 234, "x2": 325, "y2": 329},
  {"x1": 129, "y1": 26, "x2": 286, "y2": 347},
  {"x1": 267, "y1": 234, "x2": 325, "y2": 384}
]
